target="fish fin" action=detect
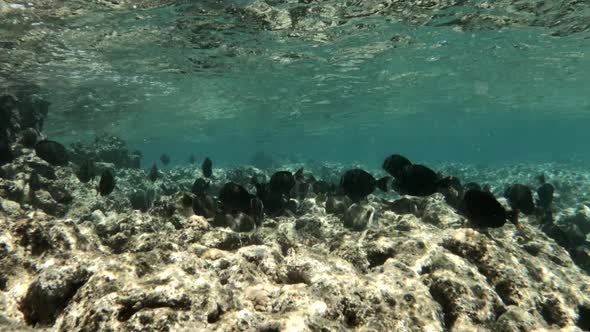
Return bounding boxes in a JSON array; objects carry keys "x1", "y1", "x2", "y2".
[
  {"x1": 436, "y1": 176, "x2": 452, "y2": 188},
  {"x1": 375, "y1": 177, "x2": 390, "y2": 192},
  {"x1": 509, "y1": 209, "x2": 520, "y2": 226},
  {"x1": 294, "y1": 168, "x2": 304, "y2": 181},
  {"x1": 251, "y1": 176, "x2": 259, "y2": 185}
]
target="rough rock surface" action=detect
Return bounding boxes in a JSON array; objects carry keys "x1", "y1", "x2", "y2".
[{"x1": 2, "y1": 163, "x2": 590, "y2": 331}]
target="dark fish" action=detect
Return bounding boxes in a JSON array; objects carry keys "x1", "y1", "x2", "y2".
[
  {"x1": 181, "y1": 192, "x2": 193, "y2": 208},
  {"x1": 148, "y1": 164, "x2": 159, "y2": 182},
  {"x1": 189, "y1": 154, "x2": 196, "y2": 165},
  {"x1": 202, "y1": 157, "x2": 212, "y2": 178},
  {"x1": 292, "y1": 168, "x2": 309, "y2": 199},
  {"x1": 160, "y1": 154, "x2": 170, "y2": 166},
  {"x1": 340, "y1": 169, "x2": 389, "y2": 202},
  {"x1": 259, "y1": 192, "x2": 286, "y2": 215},
  {"x1": 537, "y1": 174, "x2": 546, "y2": 184},
  {"x1": 393, "y1": 164, "x2": 445, "y2": 197},
  {"x1": 98, "y1": 169, "x2": 116, "y2": 196},
  {"x1": 445, "y1": 176, "x2": 462, "y2": 192},
  {"x1": 250, "y1": 196, "x2": 264, "y2": 218},
  {"x1": 219, "y1": 182, "x2": 263, "y2": 220},
  {"x1": 29, "y1": 171, "x2": 41, "y2": 191},
  {"x1": 20, "y1": 128, "x2": 38, "y2": 148},
  {"x1": 294, "y1": 168, "x2": 304, "y2": 181},
  {"x1": 191, "y1": 178, "x2": 209, "y2": 197},
  {"x1": 129, "y1": 190, "x2": 150, "y2": 212},
  {"x1": 504, "y1": 184, "x2": 535, "y2": 215},
  {"x1": 537, "y1": 183, "x2": 554, "y2": 209},
  {"x1": 192, "y1": 194, "x2": 217, "y2": 218},
  {"x1": 218, "y1": 182, "x2": 259, "y2": 215},
  {"x1": 0, "y1": 130, "x2": 13, "y2": 166},
  {"x1": 34, "y1": 140, "x2": 68, "y2": 166},
  {"x1": 312, "y1": 180, "x2": 336, "y2": 195},
  {"x1": 463, "y1": 189, "x2": 516, "y2": 228},
  {"x1": 269, "y1": 171, "x2": 297, "y2": 195},
  {"x1": 383, "y1": 154, "x2": 412, "y2": 180},
  {"x1": 251, "y1": 175, "x2": 270, "y2": 200},
  {"x1": 464, "y1": 182, "x2": 482, "y2": 191},
  {"x1": 252, "y1": 174, "x2": 294, "y2": 215},
  {"x1": 77, "y1": 159, "x2": 95, "y2": 183},
  {"x1": 297, "y1": 181, "x2": 311, "y2": 199}
]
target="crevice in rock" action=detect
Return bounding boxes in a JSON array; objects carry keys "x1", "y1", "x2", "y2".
[
  {"x1": 494, "y1": 279, "x2": 519, "y2": 306},
  {"x1": 20, "y1": 269, "x2": 91, "y2": 326},
  {"x1": 539, "y1": 297, "x2": 568, "y2": 328},
  {"x1": 0, "y1": 273, "x2": 7, "y2": 291},
  {"x1": 429, "y1": 280, "x2": 463, "y2": 331},
  {"x1": 285, "y1": 269, "x2": 310, "y2": 285},
  {"x1": 366, "y1": 250, "x2": 393, "y2": 268},
  {"x1": 206, "y1": 303, "x2": 223, "y2": 323},
  {"x1": 117, "y1": 294, "x2": 192, "y2": 322}
]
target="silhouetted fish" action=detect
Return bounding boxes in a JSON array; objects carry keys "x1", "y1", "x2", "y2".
[
  {"x1": 98, "y1": 169, "x2": 116, "y2": 196},
  {"x1": 0, "y1": 131, "x2": 13, "y2": 166},
  {"x1": 382, "y1": 154, "x2": 412, "y2": 180},
  {"x1": 463, "y1": 189, "x2": 516, "y2": 228},
  {"x1": 160, "y1": 154, "x2": 170, "y2": 166},
  {"x1": 129, "y1": 190, "x2": 150, "y2": 212},
  {"x1": 393, "y1": 164, "x2": 447, "y2": 197},
  {"x1": 537, "y1": 183, "x2": 554, "y2": 209},
  {"x1": 20, "y1": 128, "x2": 38, "y2": 148},
  {"x1": 189, "y1": 154, "x2": 196, "y2": 165},
  {"x1": 464, "y1": 182, "x2": 482, "y2": 191},
  {"x1": 312, "y1": 180, "x2": 337, "y2": 195},
  {"x1": 148, "y1": 164, "x2": 159, "y2": 182},
  {"x1": 340, "y1": 169, "x2": 389, "y2": 202},
  {"x1": 504, "y1": 184, "x2": 535, "y2": 215},
  {"x1": 269, "y1": 169, "x2": 302, "y2": 196},
  {"x1": 251, "y1": 175, "x2": 270, "y2": 200},
  {"x1": 192, "y1": 194, "x2": 216, "y2": 218},
  {"x1": 446, "y1": 176, "x2": 462, "y2": 192},
  {"x1": 202, "y1": 157, "x2": 212, "y2": 178},
  {"x1": 77, "y1": 159, "x2": 95, "y2": 183},
  {"x1": 191, "y1": 178, "x2": 209, "y2": 197},
  {"x1": 35, "y1": 140, "x2": 68, "y2": 166},
  {"x1": 294, "y1": 167, "x2": 304, "y2": 181},
  {"x1": 252, "y1": 175, "x2": 286, "y2": 215},
  {"x1": 218, "y1": 182, "x2": 261, "y2": 217}
]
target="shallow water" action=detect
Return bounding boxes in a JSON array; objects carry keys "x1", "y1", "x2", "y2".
[
  {"x1": 4, "y1": 3, "x2": 590, "y2": 330},
  {"x1": 2, "y1": 1, "x2": 590, "y2": 166}
]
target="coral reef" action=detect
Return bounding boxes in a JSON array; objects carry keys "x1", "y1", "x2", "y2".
[{"x1": 2, "y1": 145, "x2": 590, "y2": 331}]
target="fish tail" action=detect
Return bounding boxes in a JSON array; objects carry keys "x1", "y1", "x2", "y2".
[
  {"x1": 509, "y1": 209, "x2": 520, "y2": 226},
  {"x1": 294, "y1": 168, "x2": 304, "y2": 181},
  {"x1": 376, "y1": 177, "x2": 390, "y2": 192}
]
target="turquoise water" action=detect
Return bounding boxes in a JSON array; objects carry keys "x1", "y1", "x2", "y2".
[{"x1": 3, "y1": 2, "x2": 590, "y2": 166}]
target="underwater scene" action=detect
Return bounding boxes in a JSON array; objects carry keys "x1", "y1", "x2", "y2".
[{"x1": 2, "y1": 0, "x2": 590, "y2": 331}]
